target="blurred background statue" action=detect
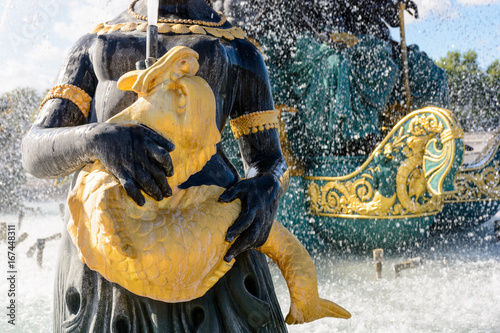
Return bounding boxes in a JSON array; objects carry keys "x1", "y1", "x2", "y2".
[{"x1": 214, "y1": 0, "x2": 450, "y2": 156}]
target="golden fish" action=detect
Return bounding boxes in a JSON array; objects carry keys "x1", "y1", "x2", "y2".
[{"x1": 68, "y1": 46, "x2": 350, "y2": 324}]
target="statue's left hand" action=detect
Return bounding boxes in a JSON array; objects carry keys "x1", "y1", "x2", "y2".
[{"x1": 218, "y1": 173, "x2": 280, "y2": 262}]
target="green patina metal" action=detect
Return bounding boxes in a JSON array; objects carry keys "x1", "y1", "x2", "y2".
[
  {"x1": 275, "y1": 177, "x2": 435, "y2": 250},
  {"x1": 266, "y1": 32, "x2": 450, "y2": 157},
  {"x1": 224, "y1": 107, "x2": 465, "y2": 250},
  {"x1": 300, "y1": 107, "x2": 463, "y2": 248}
]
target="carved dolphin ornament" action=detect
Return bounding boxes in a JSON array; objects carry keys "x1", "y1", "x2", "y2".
[{"x1": 67, "y1": 46, "x2": 350, "y2": 324}]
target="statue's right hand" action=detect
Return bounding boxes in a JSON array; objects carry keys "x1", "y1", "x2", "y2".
[{"x1": 86, "y1": 123, "x2": 174, "y2": 206}]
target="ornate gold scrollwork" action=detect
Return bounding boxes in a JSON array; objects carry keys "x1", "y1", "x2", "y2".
[
  {"x1": 443, "y1": 132, "x2": 500, "y2": 203},
  {"x1": 305, "y1": 107, "x2": 462, "y2": 218},
  {"x1": 91, "y1": 22, "x2": 247, "y2": 41}
]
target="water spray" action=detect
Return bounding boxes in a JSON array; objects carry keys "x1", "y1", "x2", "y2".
[
  {"x1": 494, "y1": 219, "x2": 500, "y2": 241},
  {"x1": 26, "y1": 233, "x2": 62, "y2": 267},
  {"x1": 136, "y1": 0, "x2": 159, "y2": 70},
  {"x1": 394, "y1": 257, "x2": 423, "y2": 278},
  {"x1": 0, "y1": 222, "x2": 6, "y2": 242},
  {"x1": 0, "y1": 211, "x2": 24, "y2": 242},
  {"x1": 399, "y1": 3, "x2": 412, "y2": 113},
  {"x1": 373, "y1": 249, "x2": 384, "y2": 279}
]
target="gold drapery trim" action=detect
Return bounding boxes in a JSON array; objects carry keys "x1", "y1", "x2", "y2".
[
  {"x1": 91, "y1": 22, "x2": 247, "y2": 41},
  {"x1": 40, "y1": 84, "x2": 92, "y2": 117},
  {"x1": 229, "y1": 110, "x2": 280, "y2": 139}
]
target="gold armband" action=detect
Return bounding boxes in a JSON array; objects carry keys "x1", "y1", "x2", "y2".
[
  {"x1": 229, "y1": 110, "x2": 280, "y2": 139},
  {"x1": 40, "y1": 84, "x2": 92, "y2": 117}
]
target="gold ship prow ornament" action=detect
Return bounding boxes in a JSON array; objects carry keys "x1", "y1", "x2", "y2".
[{"x1": 67, "y1": 46, "x2": 350, "y2": 324}]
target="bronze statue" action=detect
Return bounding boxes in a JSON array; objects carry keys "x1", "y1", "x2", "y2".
[{"x1": 22, "y1": 0, "x2": 349, "y2": 331}]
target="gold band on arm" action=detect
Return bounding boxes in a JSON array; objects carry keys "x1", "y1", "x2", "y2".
[
  {"x1": 229, "y1": 110, "x2": 280, "y2": 139},
  {"x1": 40, "y1": 84, "x2": 92, "y2": 117}
]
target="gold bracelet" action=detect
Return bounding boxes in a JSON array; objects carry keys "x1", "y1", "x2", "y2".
[
  {"x1": 229, "y1": 110, "x2": 280, "y2": 140},
  {"x1": 40, "y1": 84, "x2": 92, "y2": 117}
]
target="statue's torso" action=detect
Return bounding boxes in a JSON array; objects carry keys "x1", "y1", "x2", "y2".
[
  {"x1": 91, "y1": 33, "x2": 232, "y2": 126},
  {"x1": 86, "y1": 31, "x2": 246, "y2": 188}
]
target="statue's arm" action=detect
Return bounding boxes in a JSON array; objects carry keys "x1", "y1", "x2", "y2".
[
  {"x1": 220, "y1": 42, "x2": 288, "y2": 261},
  {"x1": 22, "y1": 34, "x2": 174, "y2": 205},
  {"x1": 22, "y1": 33, "x2": 99, "y2": 179}
]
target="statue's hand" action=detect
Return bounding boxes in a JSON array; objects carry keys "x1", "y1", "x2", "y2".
[
  {"x1": 219, "y1": 173, "x2": 280, "y2": 262},
  {"x1": 87, "y1": 123, "x2": 174, "y2": 206}
]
